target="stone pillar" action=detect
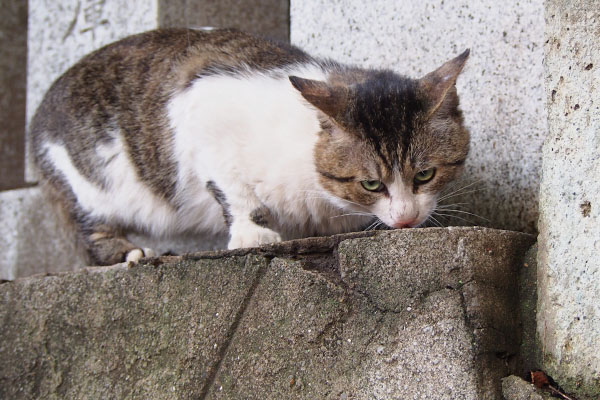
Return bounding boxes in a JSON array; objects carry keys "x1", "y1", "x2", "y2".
[
  {"x1": 0, "y1": 0, "x2": 27, "y2": 190},
  {"x1": 538, "y1": 1, "x2": 600, "y2": 399},
  {"x1": 159, "y1": 0, "x2": 289, "y2": 42},
  {"x1": 291, "y1": 0, "x2": 545, "y2": 233}
]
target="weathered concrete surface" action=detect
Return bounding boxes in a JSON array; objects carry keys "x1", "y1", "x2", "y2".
[
  {"x1": 0, "y1": 228, "x2": 535, "y2": 399},
  {"x1": 518, "y1": 245, "x2": 540, "y2": 376},
  {"x1": 502, "y1": 375, "x2": 553, "y2": 400},
  {"x1": 538, "y1": 2, "x2": 600, "y2": 399},
  {"x1": 291, "y1": 0, "x2": 546, "y2": 233},
  {"x1": 0, "y1": 0, "x2": 27, "y2": 190},
  {"x1": 0, "y1": 255, "x2": 267, "y2": 399},
  {"x1": 0, "y1": 187, "x2": 86, "y2": 281},
  {"x1": 338, "y1": 228, "x2": 534, "y2": 399}
]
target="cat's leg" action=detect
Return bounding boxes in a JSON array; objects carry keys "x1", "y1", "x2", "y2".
[
  {"x1": 205, "y1": 180, "x2": 281, "y2": 249},
  {"x1": 83, "y1": 223, "x2": 156, "y2": 265}
]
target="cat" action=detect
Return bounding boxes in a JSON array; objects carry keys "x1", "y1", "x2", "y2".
[{"x1": 30, "y1": 28, "x2": 470, "y2": 266}]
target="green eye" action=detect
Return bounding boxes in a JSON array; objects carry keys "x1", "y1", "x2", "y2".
[
  {"x1": 414, "y1": 168, "x2": 436, "y2": 184},
  {"x1": 361, "y1": 180, "x2": 384, "y2": 192}
]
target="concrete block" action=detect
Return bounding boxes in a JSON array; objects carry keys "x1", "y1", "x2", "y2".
[
  {"x1": 0, "y1": 228, "x2": 535, "y2": 399},
  {"x1": 338, "y1": 227, "x2": 535, "y2": 399},
  {"x1": 291, "y1": 0, "x2": 546, "y2": 233},
  {"x1": 0, "y1": 0, "x2": 27, "y2": 190},
  {"x1": 0, "y1": 187, "x2": 86, "y2": 280},
  {"x1": 538, "y1": 2, "x2": 600, "y2": 399},
  {"x1": 518, "y1": 245, "x2": 541, "y2": 375},
  {"x1": 0, "y1": 255, "x2": 267, "y2": 399}
]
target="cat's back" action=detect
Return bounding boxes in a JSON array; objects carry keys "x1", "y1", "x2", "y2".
[
  {"x1": 31, "y1": 28, "x2": 312, "y2": 143},
  {"x1": 30, "y1": 28, "x2": 315, "y2": 199}
]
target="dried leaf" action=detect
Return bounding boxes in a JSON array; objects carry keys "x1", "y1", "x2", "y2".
[{"x1": 531, "y1": 370, "x2": 550, "y2": 388}]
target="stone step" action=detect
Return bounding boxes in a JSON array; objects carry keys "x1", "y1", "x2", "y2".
[{"x1": 0, "y1": 227, "x2": 534, "y2": 399}]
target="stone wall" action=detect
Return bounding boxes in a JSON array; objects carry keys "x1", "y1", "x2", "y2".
[{"x1": 0, "y1": 0, "x2": 27, "y2": 191}]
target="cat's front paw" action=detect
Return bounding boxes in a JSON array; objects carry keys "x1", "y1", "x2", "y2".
[
  {"x1": 125, "y1": 247, "x2": 156, "y2": 263},
  {"x1": 228, "y1": 224, "x2": 282, "y2": 249}
]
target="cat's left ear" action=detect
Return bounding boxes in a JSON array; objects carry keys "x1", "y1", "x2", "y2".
[
  {"x1": 419, "y1": 49, "x2": 470, "y2": 117},
  {"x1": 289, "y1": 76, "x2": 348, "y2": 120}
]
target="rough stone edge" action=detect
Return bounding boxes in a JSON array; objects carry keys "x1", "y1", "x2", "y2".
[
  {"x1": 0, "y1": 227, "x2": 534, "y2": 286},
  {"x1": 502, "y1": 375, "x2": 554, "y2": 400}
]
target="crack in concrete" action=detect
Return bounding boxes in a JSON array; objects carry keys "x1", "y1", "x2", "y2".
[
  {"x1": 197, "y1": 255, "x2": 271, "y2": 399},
  {"x1": 457, "y1": 285, "x2": 486, "y2": 399}
]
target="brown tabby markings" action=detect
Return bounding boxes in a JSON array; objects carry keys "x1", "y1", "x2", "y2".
[
  {"x1": 32, "y1": 29, "x2": 310, "y2": 205},
  {"x1": 295, "y1": 54, "x2": 470, "y2": 207}
]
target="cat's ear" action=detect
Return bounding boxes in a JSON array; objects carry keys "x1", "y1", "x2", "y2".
[
  {"x1": 289, "y1": 76, "x2": 348, "y2": 119},
  {"x1": 418, "y1": 49, "x2": 470, "y2": 117}
]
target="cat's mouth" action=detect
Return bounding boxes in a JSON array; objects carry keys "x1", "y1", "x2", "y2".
[
  {"x1": 380, "y1": 210, "x2": 430, "y2": 229},
  {"x1": 390, "y1": 220, "x2": 417, "y2": 229}
]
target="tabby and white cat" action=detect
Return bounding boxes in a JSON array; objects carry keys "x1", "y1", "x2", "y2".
[{"x1": 31, "y1": 29, "x2": 470, "y2": 265}]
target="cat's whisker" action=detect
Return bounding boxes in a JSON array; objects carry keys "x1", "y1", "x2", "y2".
[
  {"x1": 432, "y1": 211, "x2": 475, "y2": 225},
  {"x1": 425, "y1": 214, "x2": 444, "y2": 227},
  {"x1": 436, "y1": 208, "x2": 490, "y2": 222},
  {"x1": 442, "y1": 177, "x2": 481, "y2": 191},
  {"x1": 439, "y1": 181, "x2": 486, "y2": 200},
  {"x1": 439, "y1": 187, "x2": 486, "y2": 201},
  {"x1": 435, "y1": 209, "x2": 490, "y2": 223},
  {"x1": 438, "y1": 188, "x2": 487, "y2": 202},
  {"x1": 369, "y1": 222, "x2": 384, "y2": 231},
  {"x1": 330, "y1": 212, "x2": 374, "y2": 219},
  {"x1": 431, "y1": 217, "x2": 444, "y2": 227},
  {"x1": 435, "y1": 202, "x2": 470, "y2": 209},
  {"x1": 364, "y1": 220, "x2": 377, "y2": 231},
  {"x1": 364, "y1": 219, "x2": 383, "y2": 231}
]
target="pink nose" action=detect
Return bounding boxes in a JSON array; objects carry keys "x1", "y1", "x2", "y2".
[{"x1": 392, "y1": 219, "x2": 416, "y2": 229}]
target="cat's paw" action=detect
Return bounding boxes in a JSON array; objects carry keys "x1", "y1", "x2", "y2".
[
  {"x1": 228, "y1": 224, "x2": 282, "y2": 249},
  {"x1": 125, "y1": 247, "x2": 156, "y2": 263}
]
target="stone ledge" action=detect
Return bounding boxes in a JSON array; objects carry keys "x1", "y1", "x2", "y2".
[{"x1": 0, "y1": 227, "x2": 535, "y2": 399}]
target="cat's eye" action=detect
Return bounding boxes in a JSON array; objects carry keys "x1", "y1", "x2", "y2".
[
  {"x1": 414, "y1": 168, "x2": 436, "y2": 184},
  {"x1": 361, "y1": 180, "x2": 385, "y2": 192}
]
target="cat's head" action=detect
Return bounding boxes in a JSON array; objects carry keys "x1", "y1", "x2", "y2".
[{"x1": 290, "y1": 50, "x2": 470, "y2": 228}]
